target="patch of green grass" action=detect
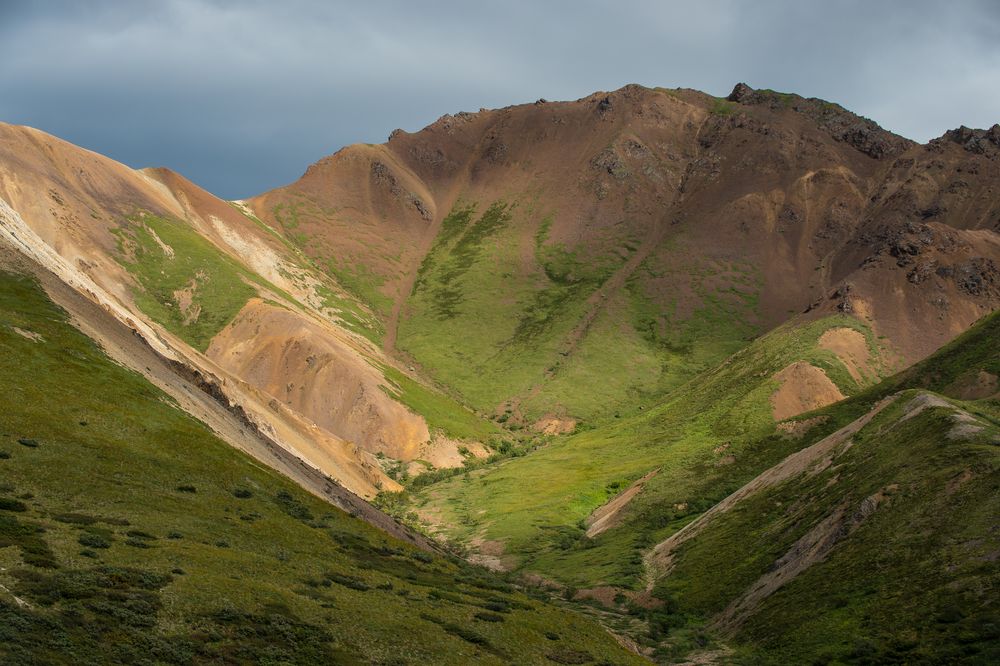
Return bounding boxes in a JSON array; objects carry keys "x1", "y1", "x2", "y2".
[
  {"x1": 709, "y1": 98, "x2": 736, "y2": 116},
  {"x1": 322, "y1": 258, "x2": 394, "y2": 319},
  {"x1": 626, "y1": 253, "x2": 763, "y2": 397},
  {"x1": 415, "y1": 201, "x2": 515, "y2": 319},
  {"x1": 0, "y1": 270, "x2": 644, "y2": 665},
  {"x1": 658, "y1": 391, "x2": 1000, "y2": 664},
  {"x1": 315, "y1": 282, "x2": 384, "y2": 344},
  {"x1": 379, "y1": 364, "x2": 499, "y2": 441},
  {"x1": 414, "y1": 315, "x2": 884, "y2": 589},
  {"x1": 400, "y1": 200, "x2": 657, "y2": 420},
  {"x1": 112, "y1": 213, "x2": 258, "y2": 350}
]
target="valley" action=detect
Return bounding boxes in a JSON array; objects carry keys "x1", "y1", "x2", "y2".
[{"x1": 1, "y1": 82, "x2": 998, "y2": 663}]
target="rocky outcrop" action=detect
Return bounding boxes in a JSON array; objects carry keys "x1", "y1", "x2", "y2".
[
  {"x1": 726, "y1": 82, "x2": 913, "y2": 159},
  {"x1": 937, "y1": 124, "x2": 1000, "y2": 155}
]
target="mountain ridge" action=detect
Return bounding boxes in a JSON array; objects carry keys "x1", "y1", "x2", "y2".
[{"x1": 1, "y1": 81, "x2": 998, "y2": 663}]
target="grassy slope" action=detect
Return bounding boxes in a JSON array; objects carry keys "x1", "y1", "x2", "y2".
[
  {"x1": 271, "y1": 196, "x2": 395, "y2": 320},
  {"x1": 415, "y1": 315, "x2": 884, "y2": 588},
  {"x1": 396, "y1": 200, "x2": 762, "y2": 422},
  {"x1": 379, "y1": 364, "x2": 500, "y2": 442},
  {"x1": 414, "y1": 307, "x2": 999, "y2": 664},
  {"x1": 113, "y1": 210, "x2": 497, "y2": 446},
  {"x1": 657, "y1": 391, "x2": 1000, "y2": 665},
  {"x1": 703, "y1": 308, "x2": 1000, "y2": 664},
  {"x1": 0, "y1": 272, "x2": 641, "y2": 665},
  {"x1": 230, "y1": 202, "x2": 386, "y2": 344},
  {"x1": 613, "y1": 310, "x2": 1000, "y2": 662},
  {"x1": 113, "y1": 213, "x2": 261, "y2": 351}
]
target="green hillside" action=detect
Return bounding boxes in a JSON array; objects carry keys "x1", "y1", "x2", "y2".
[
  {"x1": 657, "y1": 389, "x2": 1000, "y2": 664},
  {"x1": 413, "y1": 309, "x2": 1000, "y2": 662},
  {"x1": 397, "y1": 199, "x2": 763, "y2": 423},
  {"x1": 0, "y1": 271, "x2": 641, "y2": 665},
  {"x1": 412, "y1": 315, "x2": 886, "y2": 588}
]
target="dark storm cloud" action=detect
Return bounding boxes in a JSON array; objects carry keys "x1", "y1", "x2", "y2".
[{"x1": 2, "y1": 0, "x2": 999, "y2": 198}]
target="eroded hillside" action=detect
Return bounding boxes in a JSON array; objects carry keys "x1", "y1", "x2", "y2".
[
  {"x1": 1, "y1": 82, "x2": 998, "y2": 664},
  {"x1": 0, "y1": 123, "x2": 500, "y2": 502},
  {"x1": 0, "y1": 264, "x2": 640, "y2": 664},
  {"x1": 252, "y1": 83, "x2": 1000, "y2": 427}
]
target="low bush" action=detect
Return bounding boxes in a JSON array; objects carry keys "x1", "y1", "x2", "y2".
[
  {"x1": 78, "y1": 533, "x2": 112, "y2": 549},
  {"x1": 54, "y1": 512, "x2": 98, "y2": 525},
  {"x1": 474, "y1": 611, "x2": 504, "y2": 623},
  {"x1": 0, "y1": 497, "x2": 28, "y2": 512},
  {"x1": 325, "y1": 572, "x2": 370, "y2": 591}
]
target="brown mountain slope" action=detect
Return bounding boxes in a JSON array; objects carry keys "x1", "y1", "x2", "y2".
[
  {"x1": 0, "y1": 122, "x2": 493, "y2": 502},
  {"x1": 250, "y1": 83, "x2": 1000, "y2": 421}
]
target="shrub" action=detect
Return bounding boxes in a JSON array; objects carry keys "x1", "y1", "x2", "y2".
[
  {"x1": 126, "y1": 530, "x2": 157, "y2": 541},
  {"x1": 325, "y1": 572, "x2": 370, "y2": 591},
  {"x1": 54, "y1": 512, "x2": 98, "y2": 525},
  {"x1": 474, "y1": 612, "x2": 504, "y2": 623},
  {"x1": 275, "y1": 490, "x2": 314, "y2": 521},
  {"x1": 0, "y1": 497, "x2": 28, "y2": 512},
  {"x1": 176, "y1": 485, "x2": 196, "y2": 493},
  {"x1": 232, "y1": 488, "x2": 253, "y2": 499},
  {"x1": 482, "y1": 601, "x2": 511, "y2": 614},
  {"x1": 0, "y1": 450, "x2": 10, "y2": 459},
  {"x1": 441, "y1": 622, "x2": 492, "y2": 648},
  {"x1": 78, "y1": 533, "x2": 111, "y2": 549}
]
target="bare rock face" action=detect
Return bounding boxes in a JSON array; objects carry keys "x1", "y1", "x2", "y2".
[
  {"x1": 938, "y1": 124, "x2": 1000, "y2": 155},
  {"x1": 206, "y1": 300, "x2": 431, "y2": 460},
  {"x1": 725, "y1": 82, "x2": 913, "y2": 159},
  {"x1": 726, "y1": 82, "x2": 762, "y2": 104}
]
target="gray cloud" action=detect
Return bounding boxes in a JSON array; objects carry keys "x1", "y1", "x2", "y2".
[{"x1": 2, "y1": 0, "x2": 999, "y2": 198}]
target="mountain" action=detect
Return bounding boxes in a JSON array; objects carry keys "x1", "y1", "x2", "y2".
[
  {"x1": 0, "y1": 82, "x2": 998, "y2": 663},
  {"x1": 0, "y1": 254, "x2": 637, "y2": 664},
  {"x1": 0, "y1": 122, "x2": 501, "y2": 502},
  {"x1": 250, "y1": 83, "x2": 1000, "y2": 426}
]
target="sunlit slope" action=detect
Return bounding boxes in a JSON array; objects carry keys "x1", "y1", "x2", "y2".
[
  {"x1": 644, "y1": 311, "x2": 1000, "y2": 661},
  {"x1": 254, "y1": 84, "x2": 1000, "y2": 428},
  {"x1": 0, "y1": 122, "x2": 501, "y2": 500},
  {"x1": 413, "y1": 315, "x2": 889, "y2": 585},
  {"x1": 0, "y1": 271, "x2": 641, "y2": 665},
  {"x1": 649, "y1": 388, "x2": 999, "y2": 664}
]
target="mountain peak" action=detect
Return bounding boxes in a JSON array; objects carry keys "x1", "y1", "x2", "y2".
[
  {"x1": 936, "y1": 124, "x2": 1000, "y2": 154},
  {"x1": 723, "y1": 82, "x2": 913, "y2": 159}
]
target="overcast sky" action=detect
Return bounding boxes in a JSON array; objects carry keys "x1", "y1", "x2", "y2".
[{"x1": 2, "y1": 0, "x2": 999, "y2": 199}]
